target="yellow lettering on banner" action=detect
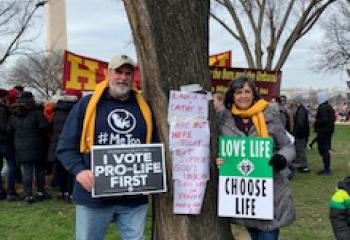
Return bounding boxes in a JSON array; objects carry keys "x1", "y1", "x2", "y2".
[
  {"x1": 211, "y1": 69, "x2": 223, "y2": 79},
  {"x1": 246, "y1": 71, "x2": 255, "y2": 79},
  {"x1": 235, "y1": 72, "x2": 245, "y2": 78},
  {"x1": 217, "y1": 55, "x2": 228, "y2": 67},
  {"x1": 66, "y1": 54, "x2": 99, "y2": 90},
  {"x1": 209, "y1": 57, "x2": 217, "y2": 66},
  {"x1": 216, "y1": 85, "x2": 228, "y2": 93},
  {"x1": 222, "y1": 68, "x2": 235, "y2": 80},
  {"x1": 258, "y1": 88, "x2": 269, "y2": 95},
  {"x1": 209, "y1": 52, "x2": 230, "y2": 67},
  {"x1": 256, "y1": 71, "x2": 277, "y2": 83}
]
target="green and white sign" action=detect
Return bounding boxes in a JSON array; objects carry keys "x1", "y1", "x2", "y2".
[{"x1": 218, "y1": 136, "x2": 274, "y2": 220}]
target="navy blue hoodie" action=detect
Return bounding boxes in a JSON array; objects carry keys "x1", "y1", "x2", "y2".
[{"x1": 57, "y1": 90, "x2": 158, "y2": 207}]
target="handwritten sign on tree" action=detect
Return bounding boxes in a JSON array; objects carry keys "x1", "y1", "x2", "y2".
[
  {"x1": 173, "y1": 179, "x2": 207, "y2": 214},
  {"x1": 168, "y1": 90, "x2": 210, "y2": 215},
  {"x1": 169, "y1": 120, "x2": 210, "y2": 148},
  {"x1": 168, "y1": 90, "x2": 209, "y2": 121}
]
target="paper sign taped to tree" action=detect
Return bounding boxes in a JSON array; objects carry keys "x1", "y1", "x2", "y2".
[
  {"x1": 169, "y1": 120, "x2": 210, "y2": 148},
  {"x1": 168, "y1": 90, "x2": 209, "y2": 121},
  {"x1": 173, "y1": 179, "x2": 207, "y2": 214},
  {"x1": 218, "y1": 136, "x2": 274, "y2": 220},
  {"x1": 172, "y1": 147, "x2": 210, "y2": 181},
  {"x1": 91, "y1": 144, "x2": 167, "y2": 197}
]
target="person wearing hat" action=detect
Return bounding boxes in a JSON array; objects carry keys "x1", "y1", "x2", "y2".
[
  {"x1": 0, "y1": 89, "x2": 18, "y2": 200},
  {"x1": 57, "y1": 54, "x2": 159, "y2": 240},
  {"x1": 7, "y1": 85, "x2": 24, "y2": 105},
  {"x1": 7, "y1": 91, "x2": 50, "y2": 203},
  {"x1": 315, "y1": 91, "x2": 335, "y2": 175}
]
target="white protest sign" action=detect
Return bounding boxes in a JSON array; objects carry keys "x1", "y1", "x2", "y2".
[
  {"x1": 172, "y1": 147, "x2": 210, "y2": 181},
  {"x1": 168, "y1": 90, "x2": 209, "y2": 121},
  {"x1": 173, "y1": 179, "x2": 207, "y2": 214},
  {"x1": 169, "y1": 120, "x2": 210, "y2": 149},
  {"x1": 218, "y1": 136, "x2": 274, "y2": 220}
]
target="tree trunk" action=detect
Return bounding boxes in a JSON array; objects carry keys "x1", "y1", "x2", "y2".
[{"x1": 124, "y1": 1, "x2": 234, "y2": 239}]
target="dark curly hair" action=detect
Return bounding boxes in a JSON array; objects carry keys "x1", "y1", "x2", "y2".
[{"x1": 224, "y1": 76, "x2": 260, "y2": 109}]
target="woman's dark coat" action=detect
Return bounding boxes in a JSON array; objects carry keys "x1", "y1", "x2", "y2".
[{"x1": 217, "y1": 106, "x2": 296, "y2": 231}]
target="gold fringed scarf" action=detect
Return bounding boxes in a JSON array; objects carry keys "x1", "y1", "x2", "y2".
[
  {"x1": 231, "y1": 99, "x2": 269, "y2": 137},
  {"x1": 80, "y1": 80, "x2": 153, "y2": 153}
]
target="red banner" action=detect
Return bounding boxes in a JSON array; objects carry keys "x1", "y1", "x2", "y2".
[
  {"x1": 63, "y1": 51, "x2": 141, "y2": 91},
  {"x1": 63, "y1": 51, "x2": 281, "y2": 99},
  {"x1": 63, "y1": 50, "x2": 233, "y2": 91},
  {"x1": 209, "y1": 51, "x2": 231, "y2": 67},
  {"x1": 210, "y1": 67, "x2": 281, "y2": 101}
]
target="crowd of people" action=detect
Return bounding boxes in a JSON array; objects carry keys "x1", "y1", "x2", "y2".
[
  {"x1": 0, "y1": 53, "x2": 348, "y2": 239},
  {"x1": 0, "y1": 85, "x2": 81, "y2": 204}
]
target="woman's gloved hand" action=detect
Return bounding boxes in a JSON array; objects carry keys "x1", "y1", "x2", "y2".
[{"x1": 268, "y1": 154, "x2": 287, "y2": 172}]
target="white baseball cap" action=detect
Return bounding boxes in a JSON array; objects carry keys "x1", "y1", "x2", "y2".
[{"x1": 108, "y1": 54, "x2": 135, "y2": 70}]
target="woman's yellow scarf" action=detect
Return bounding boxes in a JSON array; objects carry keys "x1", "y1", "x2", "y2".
[
  {"x1": 80, "y1": 80, "x2": 153, "y2": 153},
  {"x1": 231, "y1": 99, "x2": 269, "y2": 137}
]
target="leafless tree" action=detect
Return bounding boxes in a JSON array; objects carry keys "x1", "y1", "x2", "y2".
[
  {"x1": 0, "y1": 0, "x2": 47, "y2": 66},
  {"x1": 313, "y1": 0, "x2": 350, "y2": 72},
  {"x1": 211, "y1": 0, "x2": 338, "y2": 70},
  {"x1": 5, "y1": 51, "x2": 63, "y2": 100},
  {"x1": 124, "y1": 0, "x2": 233, "y2": 239}
]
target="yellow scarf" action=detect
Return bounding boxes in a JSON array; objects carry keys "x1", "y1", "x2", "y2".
[
  {"x1": 80, "y1": 80, "x2": 153, "y2": 153},
  {"x1": 231, "y1": 99, "x2": 269, "y2": 137}
]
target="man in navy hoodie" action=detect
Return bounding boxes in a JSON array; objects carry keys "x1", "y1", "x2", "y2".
[{"x1": 57, "y1": 54, "x2": 158, "y2": 240}]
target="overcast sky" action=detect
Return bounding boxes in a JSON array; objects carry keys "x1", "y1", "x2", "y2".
[{"x1": 24, "y1": 0, "x2": 350, "y2": 90}]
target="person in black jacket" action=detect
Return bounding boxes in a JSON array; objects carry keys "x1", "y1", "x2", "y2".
[
  {"x1": 0, "y1": 89, "x2": 18, "y2": 200},
  {"x1": 48, "y1": 93, "x2": 79, "y2": 201},
  {"x1": 315, "y1": 91, "x2": 335, "y2": 175},
  {"x1": 7, "y1": 91, "x2": 51, "y2": 204},
  {"x1": 293, "y1": 101, "x2": 310, "y2": 173}
]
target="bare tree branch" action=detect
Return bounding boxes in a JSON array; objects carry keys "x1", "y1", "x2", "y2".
[
  {"x1": 209, "y1": 12, "x2": 241, "y2": 40},
  {"x1": 210, "y1": 0, "x2": 337, "y2": 70},
  {"x1": 313, "y1": 0, "x2": 350, "y2": 72},
  {"x1": 0, "y1": 1, "x2": 47, "y2": 66},
  {"x1": 4, "y1": 51, "x2": 63, "y2": 100}
]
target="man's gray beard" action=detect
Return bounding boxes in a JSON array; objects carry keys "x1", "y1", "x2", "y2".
[{"x1": 109, "y1": 85, "x2": 131, "y2": 99}]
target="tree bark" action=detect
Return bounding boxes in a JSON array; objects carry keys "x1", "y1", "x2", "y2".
[{"x1": 124, "y1": 1, "x2": 233, "y2": 239}]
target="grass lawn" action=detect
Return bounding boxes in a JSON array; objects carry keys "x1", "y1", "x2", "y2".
[
  {"x1": 0, "y1": 125, "x2": 349, "y2": 240},
  {"x1": 280, "y1": 125, "x2": 350, "y2": 240}
]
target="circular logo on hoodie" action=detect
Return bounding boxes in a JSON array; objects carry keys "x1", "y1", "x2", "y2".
[{"x1": 107, "y1": 109, "x2": 136, "y2": 134}]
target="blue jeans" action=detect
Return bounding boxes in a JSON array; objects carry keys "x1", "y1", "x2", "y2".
[
  {"x1": 247, "y1": 227, "x2": 280, "y2": 240},
  {"x1": 76, "y1": 204, "x2": 148, "y2": 240},
  {"x1": 0, "y1": 144, "x2": 16, "y2": 193}
]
